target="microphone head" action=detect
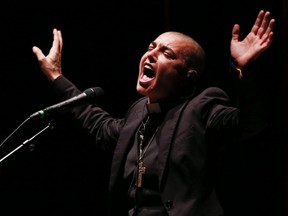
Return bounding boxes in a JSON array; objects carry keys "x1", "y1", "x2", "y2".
[{"x1": 84, "y1": 87, "x2": 105, "y2": 102}]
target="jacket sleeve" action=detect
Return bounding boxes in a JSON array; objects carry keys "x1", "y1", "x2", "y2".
[
  {"x1": 224, "y1": 59, "x2": 269, "y2": 141},
  {"x1": 50, "y1": 75, "x2": 125, "y2": 150}
]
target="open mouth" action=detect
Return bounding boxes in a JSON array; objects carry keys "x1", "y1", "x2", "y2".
[{"x1": 141, "y1": 65, "x2": 155, "y2": 82}]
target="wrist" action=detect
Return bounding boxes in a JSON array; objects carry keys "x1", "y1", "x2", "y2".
[
  {"x1": 230, "y1": 58, "x2": 243, "y2": 79},
  {"x1": 47, "y1": 73, "x2": 62, "y2": 82}
]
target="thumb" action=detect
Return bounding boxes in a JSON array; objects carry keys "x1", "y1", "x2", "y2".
[
  {"x1": 32, "y1": 46, "x2": 45, "y2": 60},
  {"x1": 231, "y1": 24, "x2": 240, "y2": 42}
]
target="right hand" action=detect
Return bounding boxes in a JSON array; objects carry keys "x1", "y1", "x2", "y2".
[{"x1": 32, "y1": 28, "x2": 63, "y2": 82}]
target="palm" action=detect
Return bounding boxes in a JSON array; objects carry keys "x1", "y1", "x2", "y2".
[{"x1": 230, "y1": 10, "x2": 275, "y2": 67}]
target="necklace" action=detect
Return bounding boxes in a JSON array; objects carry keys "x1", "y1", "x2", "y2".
[{"x1": 137, "y1": 116, "x2": 159, "y2": 188}]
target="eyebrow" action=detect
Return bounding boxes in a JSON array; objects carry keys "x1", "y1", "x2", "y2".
[{"x1": 150, "y1": 41, "x2": 176, "y2": 56}]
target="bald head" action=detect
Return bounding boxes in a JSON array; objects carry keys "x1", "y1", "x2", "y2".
[{"x1": 159, "y1": 31, "x2": 206, "y2": 77}]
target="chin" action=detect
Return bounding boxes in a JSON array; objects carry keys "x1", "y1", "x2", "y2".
[
  {"x1": 137, "y1": 83, "x2": 148, "y2": 94},
  {"x1": 136, "y1": 86, "x2": 146, "y2": 95}
]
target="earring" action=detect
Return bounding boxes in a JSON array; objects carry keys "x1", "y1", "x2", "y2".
[{"x1": 187, "y1": 70, "x2": 197, "y2": 78}]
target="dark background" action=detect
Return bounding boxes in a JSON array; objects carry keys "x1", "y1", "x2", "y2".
[{"x1": 0, "y1": 0, "x2": 287, "y2": 215}]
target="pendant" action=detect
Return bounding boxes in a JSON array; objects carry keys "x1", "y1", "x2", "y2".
[{"x1": 137, "y1": 159, "x2": 146, "y2": 188}]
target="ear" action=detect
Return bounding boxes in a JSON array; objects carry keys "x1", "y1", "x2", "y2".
[{"x1": 186, "y1": 69, "x2": 198, "y2": 78}]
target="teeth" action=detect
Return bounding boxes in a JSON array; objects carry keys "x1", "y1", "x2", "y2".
[{"x1": 144, "y1": 65, "x2": 152, "y2": 69}]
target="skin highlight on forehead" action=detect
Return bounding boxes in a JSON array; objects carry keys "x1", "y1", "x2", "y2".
[
  {"x1": 156, "y1": 31, "x2": 206, "y2": 75},
  {"x1": 156, "y1": 32, "x2": 202, "y2": 56},
  {"x1": 158, "y1": 32, "x2": 198, "y2": 47}
]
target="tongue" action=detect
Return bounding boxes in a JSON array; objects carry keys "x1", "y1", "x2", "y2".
[{"x1": 142, "y1": 74, "x2": 153, "y2": 82}]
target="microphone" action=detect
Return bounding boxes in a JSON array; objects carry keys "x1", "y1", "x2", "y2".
[{"x1": 30, "y1": 87, "x2": 104, "y2": 120}]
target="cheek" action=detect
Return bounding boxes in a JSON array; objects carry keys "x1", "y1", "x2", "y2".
[
  {"x1": 138, "y1": 56, "x2": 145, "y2": 73},
  {"x1": 156, "y1": 70, "x2": 182, "y2": 92}
]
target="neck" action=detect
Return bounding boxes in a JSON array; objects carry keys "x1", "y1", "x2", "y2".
[{"x1": 146, "y1": 102, "x2": 161, "y2": 114}]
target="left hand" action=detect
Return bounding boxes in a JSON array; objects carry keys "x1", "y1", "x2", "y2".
[{"x1": 230, "y1": 10, "x2": 275, "y2": 68}]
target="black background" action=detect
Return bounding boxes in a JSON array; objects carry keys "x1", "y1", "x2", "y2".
[{"x1": 0, "y1": 0, "x2": 287, "y2": 215}]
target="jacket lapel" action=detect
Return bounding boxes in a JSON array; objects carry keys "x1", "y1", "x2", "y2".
[
  {"x1": 109, "y1": 98, "x2": 148, "y2": 191},
  {"x1": 157, "y1": 101, "x2": 189, "y2": 189}
]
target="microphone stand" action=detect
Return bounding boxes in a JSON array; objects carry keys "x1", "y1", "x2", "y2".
[{"x1": 0, "y1": 121, "x2": 54, "y2": 164}]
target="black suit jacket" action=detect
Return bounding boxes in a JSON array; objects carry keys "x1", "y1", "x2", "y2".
[{"x1": 51, "y1": 75, "x2": 241, "y2": 216}]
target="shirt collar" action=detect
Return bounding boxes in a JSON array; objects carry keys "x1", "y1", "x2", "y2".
[{"x1": 146, "y1": 102, "x2": 162, "y2": 114}]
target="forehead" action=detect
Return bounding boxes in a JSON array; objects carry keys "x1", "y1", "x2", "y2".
[{"x1": 154, "y1": 32, "x2": 192, "y2": 51}]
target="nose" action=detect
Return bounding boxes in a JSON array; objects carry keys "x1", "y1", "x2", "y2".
[{"x1": 146, "y1": 49, "x2": 158, "y2": 63}]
